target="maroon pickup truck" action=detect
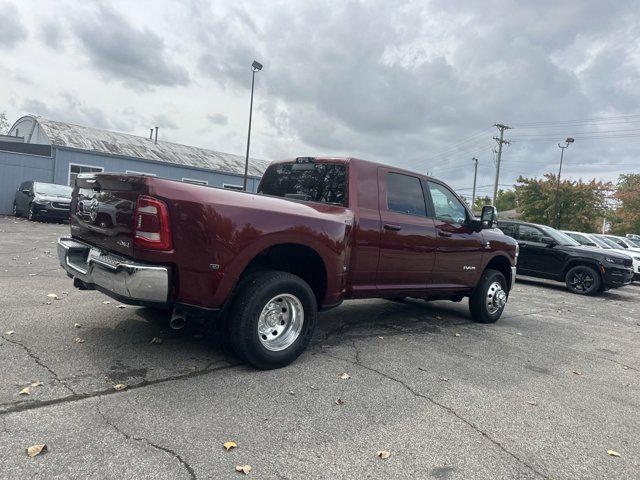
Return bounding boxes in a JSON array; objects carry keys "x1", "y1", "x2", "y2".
[{"x1": 58, "y1": 157, "x2": 518, "y2": 369}]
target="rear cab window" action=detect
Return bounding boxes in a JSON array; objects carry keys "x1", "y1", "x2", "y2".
[{"x1": 259, "y1": 160, "x2": 347, "y2": 206}]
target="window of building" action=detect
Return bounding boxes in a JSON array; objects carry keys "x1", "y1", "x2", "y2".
[
  {"x1": 427, "y1": 181, "x2": 467, "y2": 224},
  {"x1": 126, "y1": 170, "x2": 157, "y2": 176},
  {"x1": 223, "y1": 183, "x2": 243, "y2": 191},
  {"x1": 182, "y1": 178, "x2": 208, "y2": 185},
  {"x1": 386, "y1": 173, "x2": 427, "y2": 216},
  {"x1": 69, "y1": 164, "x2": 104, "y2": 186}
]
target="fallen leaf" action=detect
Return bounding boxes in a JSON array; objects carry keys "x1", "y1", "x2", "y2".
[
  {"x1": 30, "y1": 381, "x2": 44, "y2": 387},
  {"x1": 516, "y1": 332, "x2": 523, "y2": 336},
  {"x1": 526, "y1": 400, "x2": 537, "y2": 406},
  {"x1": 150, "y1": 337, "x2": 163, "y2": 344},
  {"x1": 116, "y1": 304, "x2": 126, "y2": 309},
  {"x1": 607, "y1": 450, "x2": 621, "y2": 457},
  {"x1": 47, "y1": 293, "x2": 59, "y2": 300},
  {"x1": 26, "y1": 444, "x2": 47, "y2": 458},
  {"x1": 335, "y1": 398, "x2": 345, "y2": 405},
  {"x1": 454, "y1": 333, "x2": 461, "y2": 337},
  {"x1": 114, "y1": 384, "x2": 127, "y2": 391},
  {"x1": 572, "y1": 370, "x2": 583, "y2": 376},
  {"x1": 223, "y1": 441, "x2": 237, "y2": 451},
  {"x1": 4, "y1": 330, "x2": 14, "y2": 336},
  {"x1": 340, "y1": 373, "x2": 351, "y2": 380},
  {"x1": 45, "y1": 301, "x2": 52, "y2": 305},
  {"x1": 377, "y1": 450, "x2": 391, "y2": 459},
  {"x1": 102, "y1": 300, "x2": 111, "y2": 305},
  {"x1": 73, "y1": 336, "x2": 84, "y2": 344},
  {"x1": 235, "y1": 464, "x2": 252, "y2": 474},
  {"x1": 74, "y1": 323, "x2": 82, "y2": 328},
  {"x1": 19, "y1": 387, "x2": 31, "y2": 395},
  {"x1": 288, "y1": 390, "x2": 295, "y2": 395}
]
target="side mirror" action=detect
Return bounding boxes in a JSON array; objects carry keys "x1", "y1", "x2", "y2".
[
  {"x1": 480, "y1": 205, "x2": 497, "y2": 229},
  {"x1": 21, "y1": 189, "x2": 30, "y2": 194},
  {"x1": 541, "y1": 237, "x2": 556, "y2": 247}
]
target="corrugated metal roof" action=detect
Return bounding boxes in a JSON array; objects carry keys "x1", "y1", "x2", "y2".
[{"x1": 35, "y1": 117, "x2": 269, "y2": 177}]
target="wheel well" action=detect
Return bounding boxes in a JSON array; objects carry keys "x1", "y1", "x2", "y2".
[
  {"x1": 561, "y1": 260, "x2": 602, "y2": 281},
  {"x1": 485, "y1": 255, "x2": 512, "y2": 289},
  {"x1": 239, "y1": 243, "x2": 328, "y2": 305}
]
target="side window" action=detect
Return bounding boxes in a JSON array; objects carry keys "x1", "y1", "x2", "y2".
[
  {"x1": 519, "y1": 225, "x2": 544, "y2": 243},
  {"x1": 386, "y1": 173, "x2": 426, "y2": 216},
  {"x1": 498, "y1": 222, "x2": 518, "y2": 238},
  {"x1": 427, "y1": 182, "x2": 467, "y2": 224}
]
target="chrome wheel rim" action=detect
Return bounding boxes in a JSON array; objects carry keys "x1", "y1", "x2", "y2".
[
  {"x1": 257, "y1": 293, "x2": 304, "y2": 351},
  {"x1": 12, "y1": 204, "x2": 17, "y2": 215},
  {"x1": 570, "y1": 270, "x2": 593, "y2": 292},
  {"x1": 486, "y1": 281, "x2": 507, "y2": 315},
  {"x1": 28, "y1": 207, "x2": 33, "y2": 220}
]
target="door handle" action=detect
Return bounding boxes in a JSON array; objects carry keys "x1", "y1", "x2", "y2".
[
  {"x1": 437, "y1": 230, "x2": 452, "y2": 237},
  {"x1": 383, "y1": 223, "x2": 402, "y2": 231}
]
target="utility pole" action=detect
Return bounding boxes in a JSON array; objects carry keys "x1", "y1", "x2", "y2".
[
  {"x1": 243, "y1": 60, "x2": 263, "y2": 191},
  {"x1": 471, "y1": 157, "x2": 478, "y2": 212},
  {"x1": 492, "y1": 124, "x2": 511, "y2": 205},
  {"x1": 553, "y1": 137, "x2": 575, "y2": 228}
]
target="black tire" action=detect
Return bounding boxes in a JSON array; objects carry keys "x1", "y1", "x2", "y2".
[
  {"x1": 228, "y1": 271, "x2": 317, "y2": 370},
  {"x1": 469, "y1": 269, "x2": 508, "y2": 324},
  {"x1": 565, "y1": 265, "x2": 601, "y2": 295}
]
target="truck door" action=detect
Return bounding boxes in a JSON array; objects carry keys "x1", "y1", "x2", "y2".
[
  {"x1": 376, "y1": 169, "x2": 436, "y2": 292},
  {"x1": 425, "y1": 181, "x2": 485, "y2": 289}
]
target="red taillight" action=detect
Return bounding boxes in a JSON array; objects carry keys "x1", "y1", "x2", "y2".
[{"x1": 133, "y1": 196, "x2": 172, "y2": 250}]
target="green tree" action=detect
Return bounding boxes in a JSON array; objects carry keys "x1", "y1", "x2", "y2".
[
  {"x1": 610, "y1": 174, "x2": 640, "y2": 235},
  {"x1": 471, "y1": 190, "x2": 515, "y2": 213},
  {"x1": 0, "y1": 112, "x2": 10, "y2": 135},
  {"x1": 515, "y1": 173, "x2": 612, "y2": 231}
]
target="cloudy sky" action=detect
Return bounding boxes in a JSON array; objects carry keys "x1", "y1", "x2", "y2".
[{"x1": 1, "y1": 0, "x2": 639, "y2": 196}]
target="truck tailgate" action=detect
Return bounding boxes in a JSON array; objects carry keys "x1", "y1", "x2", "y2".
[{"x1": 70, "y1": 174, "x2": 148, "y2": 257}]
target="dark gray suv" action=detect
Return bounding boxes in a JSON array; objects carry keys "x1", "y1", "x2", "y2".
[{"x1": 13, "y1": 181, "x2": 73, "y2": 221}]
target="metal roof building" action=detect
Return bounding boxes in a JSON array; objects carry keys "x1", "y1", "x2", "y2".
[{"x1": 0, "y1": 116, "x2": 269, "y2": 214}]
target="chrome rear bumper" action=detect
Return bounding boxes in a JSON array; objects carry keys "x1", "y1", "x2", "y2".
[{"x1": 57, "y1": 237, "x2": 170, "y2": 304}]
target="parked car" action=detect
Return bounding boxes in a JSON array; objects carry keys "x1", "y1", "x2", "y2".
[
  {"x1": 13, "y1": 181, "x2": 72, "y2": 221},
  {"x1": 563, "y1": 231, "x2": 640, "y2": 281},
  {"x1": 626, "y1": 234, "x2": 640, "y2": 241},
  {"x1": 497, "y1": 220, "x2": 633, "y2": 295},
  {"x1": 57, "y1": 157, "x2": 519, "y2": 369},
  {"x1": 603, "y1": 234, "x2": 640, "y2": 253}
]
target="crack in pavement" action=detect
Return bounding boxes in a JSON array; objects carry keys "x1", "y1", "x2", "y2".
[
  {"x1": 0, "y1": 363, "x2": 239, "y2": 416},
  {"x1": 1, "y1": 335, "x2": 76, "y2": 395},
  {"x1": 96, "y1": 399, "x2": 197, "y2": 480},
  {"x1": 324, "y1": 341, "x2": 546, "y2": 479}
]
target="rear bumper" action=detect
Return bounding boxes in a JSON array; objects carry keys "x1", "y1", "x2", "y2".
[
  {"x1": 602, "y1": 265, "x2": 634, "y2": 288},
  {"x1": 57, "y1": 237, "x2": 170, "y2": 304}
]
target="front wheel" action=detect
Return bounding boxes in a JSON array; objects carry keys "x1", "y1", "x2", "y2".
[
  {"x1": 228, "y1": 271, "x2": 317, "y2": 370},
  {"x1": 469, "y1": 269, "x2": 508, "y2": 324},
  {"x1": 565, "y1": 265, "x2": 601, "y2": 295}
]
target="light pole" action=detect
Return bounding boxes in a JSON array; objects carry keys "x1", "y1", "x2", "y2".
[
  {"x1": 243, "y1": 60, "x2": 263, "y2": 191},
  {"x1": 553, "y1": 137, "x2": 574, "y2": 228}
]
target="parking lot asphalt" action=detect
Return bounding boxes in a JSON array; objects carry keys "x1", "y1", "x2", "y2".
[{"x1": 0, "y1": 215, "x2": 639, "y2": 479}]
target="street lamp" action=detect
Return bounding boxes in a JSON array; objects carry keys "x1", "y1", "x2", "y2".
[
  {"x1": 243, "y1": 60, "x2": 263, "y2": 191},
  {"x1": 553, "y1": 137, "x2": 574, "y2": 228}
]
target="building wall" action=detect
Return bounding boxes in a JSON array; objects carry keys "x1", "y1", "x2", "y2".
[
  {"x1": 0, "y1": 150, "x2": 54, "y2": 214},
  {"x1": 53, "y1": 148, "x2": 260, "y2": 190},
  {"x1": 0, "y1": 147, "x2": 262, "y2": 214}
]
